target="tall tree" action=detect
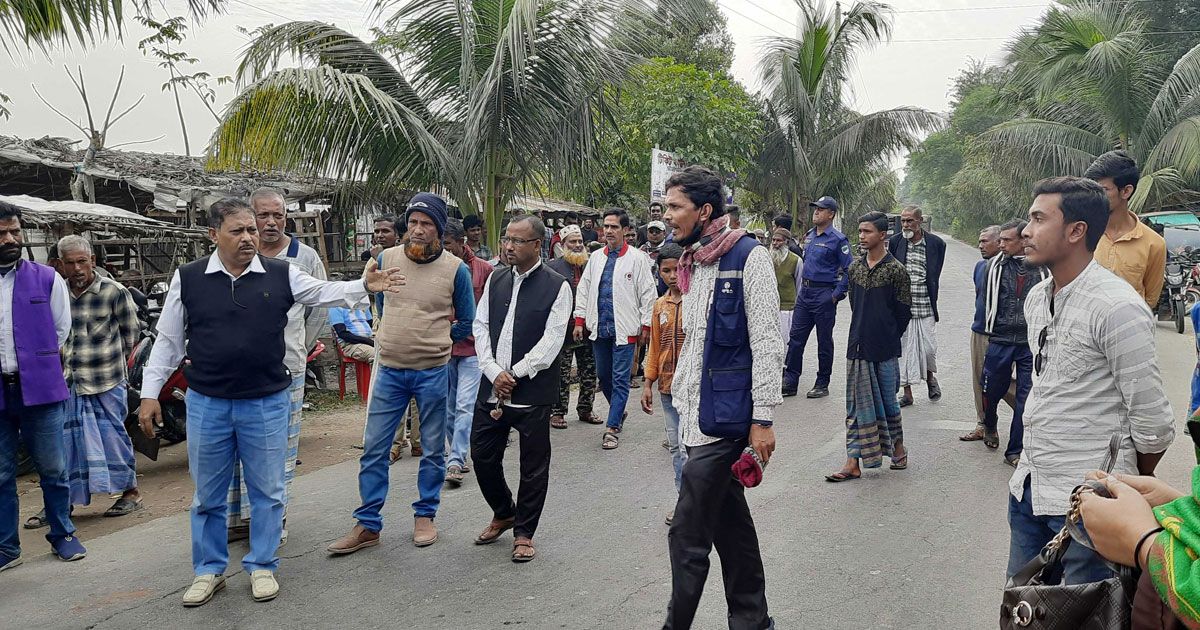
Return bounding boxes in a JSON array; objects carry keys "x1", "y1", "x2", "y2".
[
  {"x1": 618, "y1": 0, "x2": 734, "y2": 74},
  {"x1": 210, "y1": 1, "x2": 704, "y2": 245},
  {"x1": 584, "y1": 58, "x2": 762, "y2": 209},
  {"x1": 751, "y1": 0, "x2": 941, "y2": 227},
  {"x1": 982, "y1": 1, "x2": 1200, "y2": 211}
]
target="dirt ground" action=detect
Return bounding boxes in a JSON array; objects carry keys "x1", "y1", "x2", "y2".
[{"x1": 16, "y1": 388, "x2": 372, "y2": 551}]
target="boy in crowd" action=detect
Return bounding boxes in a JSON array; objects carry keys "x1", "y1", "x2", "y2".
[{"x1": 640, "y1": 244, "x2": 686, "y2": 525}]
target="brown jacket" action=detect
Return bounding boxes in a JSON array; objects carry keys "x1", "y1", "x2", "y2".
[{"x1": 645, "y1": 292, "x2": 684, "y2": 394}]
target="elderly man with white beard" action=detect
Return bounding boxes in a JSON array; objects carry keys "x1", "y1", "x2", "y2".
[{"x1": 547, "y1": 225, "x2": 601, "y2": 428}]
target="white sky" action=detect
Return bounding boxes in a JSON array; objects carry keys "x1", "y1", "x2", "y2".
[{"x1": 0, "y1": 0, "x2": 1052, "y2": 157}]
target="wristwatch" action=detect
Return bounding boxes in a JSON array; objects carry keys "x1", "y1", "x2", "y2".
[{"x1": 750, "y1": 419, "x2": 773, "y2": 428}]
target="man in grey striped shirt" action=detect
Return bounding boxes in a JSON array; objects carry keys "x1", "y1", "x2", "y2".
[{"x1": 1007, "y1": 176, "x2": 1174, "y2": 584}]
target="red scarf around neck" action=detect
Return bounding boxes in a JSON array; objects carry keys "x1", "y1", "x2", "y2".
[{"x1": 678, "y1": 215, "x2": 747, "y2": 294}]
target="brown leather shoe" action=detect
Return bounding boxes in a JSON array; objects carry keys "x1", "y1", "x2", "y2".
[
  {"x1": 413, "y1": 517, "x2": 437, "y2": 547},
  {"x1": 327, "y1": 524, "x2": 379, "y2": 555},
  {"x1": 411, "y1": 444, "x2": 423, "y2": 457}
]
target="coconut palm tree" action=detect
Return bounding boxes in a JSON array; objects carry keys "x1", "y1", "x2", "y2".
[
  {"x1": 751, "y1": 0, "x2": 942, "y2": 227},
  {"x1": 210, "y1": 0, "x2": 698, "y2": 244},
  {"x1": 982, "y1": 1, "x2": 1200, "y2": 211},
  {"x1": 1, "y1": 0, "x2": 223, "y2": 52}
]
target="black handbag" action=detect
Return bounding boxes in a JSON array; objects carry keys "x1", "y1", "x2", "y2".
[{"x1": 1000, "y1": 435, "x2": 1137, "y2": 629}]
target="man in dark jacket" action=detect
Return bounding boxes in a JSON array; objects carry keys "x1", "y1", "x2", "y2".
[
  {"x1": 826, "y1": 211, "x2": 912, "y2": 482},
  {"x1": 971, "y1": 219, "x2": 1046, "y2": 466},
  {"x1": 471, "y1": 214, "x2": 572, "y2": 563},
  {"x1": 887, "y1": 206, "x2": 946, "y2": 407},
  {"x1": 547, "y1": 225, "x2": 599, "y2": 427}
]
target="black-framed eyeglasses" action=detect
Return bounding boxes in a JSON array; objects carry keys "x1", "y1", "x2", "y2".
[
  {"x1": 499, "y1": 236, "x2": 539, "y2": 246},
  {"x1": 1034, "y1": 326, "x2": 1048, "y2": 376}
]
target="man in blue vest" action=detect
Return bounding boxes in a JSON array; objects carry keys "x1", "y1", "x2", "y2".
[
  {"x1": 782, "y1": 196, "x2": 852, "y2": 399},
  {"x1": 661, "y1": 166, "x2": 782, "y2": 630},
  {"x1": 0, "y1": 200, "x2": 86, "y2": 571},
  {"x1": 137, "y1": 198, "x2": 404, "y2": 607}
]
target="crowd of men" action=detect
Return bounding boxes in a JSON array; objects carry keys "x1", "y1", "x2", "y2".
[{"x1": 0, "y1": 145, "x2": 1185, "y2": 627}]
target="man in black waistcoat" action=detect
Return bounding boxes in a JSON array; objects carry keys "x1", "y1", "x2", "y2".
[
  {"x1": 137, "y1": 198, "x2": 404, "y2": 607},
  {"x1": 470, "y1": 214, "x2": 573, "y2": 563}
]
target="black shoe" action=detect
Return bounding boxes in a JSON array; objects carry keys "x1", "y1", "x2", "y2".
[
  {"x1": 806, "y1": 386, "x2": 829, "y2": 399},
  {"x1": 782, "y1": 386, "x2": 798, "y2": 397},
  {"x1": 928, "y1": 382, "x2": 942, "y2": 402}
]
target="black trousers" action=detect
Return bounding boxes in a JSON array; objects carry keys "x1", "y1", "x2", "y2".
[
  {"x1": 665, "y1": 438, "x2": 770, "y2": 630},
  {"x1": 470, "y1": 402, "x2": 552, "y2": 539}
]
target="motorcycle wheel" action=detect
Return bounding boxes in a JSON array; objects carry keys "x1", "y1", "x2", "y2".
[
  {"x1": 160, "y1": 402, "x2": 188, "y2": 444},
  {"x1": 1177, "y1": 302, "x2": 1187, "y2": 334}
]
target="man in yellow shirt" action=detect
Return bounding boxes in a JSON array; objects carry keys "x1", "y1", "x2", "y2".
[{"x1": 1085, "y1": 150, "x2": 1166, "y2": 309}]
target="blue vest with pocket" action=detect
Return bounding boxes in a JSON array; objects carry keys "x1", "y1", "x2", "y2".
[{"x1": 699, "y1": 235, "x2": 760, "y2": 439}]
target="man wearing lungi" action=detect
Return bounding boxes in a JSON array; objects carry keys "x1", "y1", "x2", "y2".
[{"x1": 888, "y1": 205, "x2": 945, "y2": 408}]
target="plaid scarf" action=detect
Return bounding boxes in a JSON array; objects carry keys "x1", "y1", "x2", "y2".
[{"x1": 678, "y1": 215, "x2": 747, "y2": 294}]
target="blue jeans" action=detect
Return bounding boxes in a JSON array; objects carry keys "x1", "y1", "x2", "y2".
[
  {"x1": 354, "y1": 364, "x2": 449, "y2": 531},
  {"x1": 784, "y1": 286, "x2": 836, "y2": 388},
  {"x1": 1007, "y1": 477, "x2": 1113, "y2": 583},
  {"x1": 186, "y1": 387, "x2": 290, "y2": 575},
  {"x1": 982, "y1": 343, "x2": 1033, "y2": 460},
  {"x1": 593, "y1": 338, "x2": 634, "y2": 430},
  {"x1": 0, "y1": 383, "x2": 72, "y2": 560},
  {"x1": 446, "y1": 356, "x2": 480, "y2": 469},
  {"x1": 661, "y1": 393, "x2": 686, "y2": 493}
]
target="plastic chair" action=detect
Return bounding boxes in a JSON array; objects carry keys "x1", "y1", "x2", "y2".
[{"x1": 332, "y1": 334, "x2": 372, "y2": 405}]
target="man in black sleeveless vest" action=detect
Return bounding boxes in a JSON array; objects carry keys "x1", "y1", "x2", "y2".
[
  {"x1": 136, "y1": 199, "x2": 404, "y2": 607},
  {"x1": 471, "y1": 214, "x2": 573, "y2": 563}
]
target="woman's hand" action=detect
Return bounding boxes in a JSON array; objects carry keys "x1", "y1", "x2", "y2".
[
  {"x1": 1085, "y1": 470, "x2": 1186, "y2": 508},
  {"x1": 1079, "y1": 475, "x2": 1161, "y2": 567}
]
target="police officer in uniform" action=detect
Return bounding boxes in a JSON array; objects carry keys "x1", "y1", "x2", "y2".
[{"x1": 783, "y1": 196, "x2": 853, "y2": 398}]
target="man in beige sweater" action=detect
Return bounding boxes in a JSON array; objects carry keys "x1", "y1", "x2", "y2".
[{"x1": 328, "y1": 194, "x2": 477, "y2": 554}]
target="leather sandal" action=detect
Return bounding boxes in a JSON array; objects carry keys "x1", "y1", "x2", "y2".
[
  {"x1": 512, "y1": 538, "x2": 536, "y2": 563},
  {"x1": 959, "y1": 427, "x2": 986, "y2": 441},
  {"x1": 550, "y1": 415, "x2": 567, "y2": 430},
  {"x1": 475, "y1": 517, "x2": 515, "y2": 545}
]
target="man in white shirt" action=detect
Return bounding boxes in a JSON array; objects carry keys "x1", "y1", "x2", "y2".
[
  {"x1": 470, "y1": 215, "x2": 571, "y2": 563},
  {"x1": 136, "y1": 198, "x2": 403, "y2": 607},
  {"x1": 1008, "y1": 176, "x2": 1174, "y2": 584},
  {"x1": 0, "y1": 201, "x2": 84, "y2": 571},
  {"x1": 227, "y1": 188, "x2": 329, "y2": 544},
  {"x1": 572, "y1": 208, "x2": 656, "y2": 450}
]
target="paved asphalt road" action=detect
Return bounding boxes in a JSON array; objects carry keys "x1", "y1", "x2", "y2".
[{"x1": 4, "y1": 234, "x2": 1199, "y2": 629}]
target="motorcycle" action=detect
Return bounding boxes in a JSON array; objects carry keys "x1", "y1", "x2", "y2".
[
  {"x1": 1186, "y1": 257, "x2": 1200, "y2": 314},
  {"x1": 1166, "y1": 256, "x2": 1192, "y2": 334},
  {"x1": 124, "y1": 282, "x2": 188, "y2": 459}
]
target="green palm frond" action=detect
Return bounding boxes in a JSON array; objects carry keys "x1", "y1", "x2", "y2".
[
  {"x1": 236, "y1": 21, "x2": 430, "y2": 120},
  {"x1": 981, "y1": 118, "x2": 1112, "y2": 176},
  {"x1": 208, "y1": 65, "x2": 452, "y2": 192},
  {"x1": 1, "y1": 0, "x2": 223, "y2": 52}
]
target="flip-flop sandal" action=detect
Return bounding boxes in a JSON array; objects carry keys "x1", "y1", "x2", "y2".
[
  {"x1": 602, "y1": 431, "x2": 620, "y2": 450},
  {"x1": 23, "y1": 509, "x2": 48, "y2": 530},
  {"x1": 890, "y1": 455, "x2": 909, "y2": 470},
  {"x1": 1005, "y1": 455, "x2": 1020, "y2": 468},
  {"x1": 550, "y1": 415, "x2": 568, "y2": 430},
  {"x1": 960, "y1": 428, "x2": 986, "y2": 441},
  {"x1": 928, "y1": 383, "x2": 942, "y2": 401},
  {"x1": 983, "y1": 433, "x2": 1000, "y2": 449},
  {"x1": 512, "y1": 539, "x2": 536, "y2": 563},
  {"x1": 824, "y1": 471, "x2": 861, "y2": 483},
  {"x1": 897, "y1": 397, "x2": 914, "y2": 408},
  {"x1": 475, "y1": 518, "x2": 515, "y2": 545},
  {"x1": 104, "y1": 497, "x2": 143, "y2": 517},
  {"x1": 579, "y1": 412, "x2": 603, "y2": 425}
]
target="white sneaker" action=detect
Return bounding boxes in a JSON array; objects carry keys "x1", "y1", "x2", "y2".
[
  {"x1": 182, "y1": 574, "x2": 225, "y2": 607},
  {"x1": 250, "y1": 570, "x2": 279, "y2": 602}
]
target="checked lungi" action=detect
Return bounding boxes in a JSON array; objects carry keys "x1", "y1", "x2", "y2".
[
  {"x1": 64, "y1": 383, "x2": 137, "y2": 506},
  {"x1": 845, "y1": 358, "x2": 903, "y2": 469}
]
